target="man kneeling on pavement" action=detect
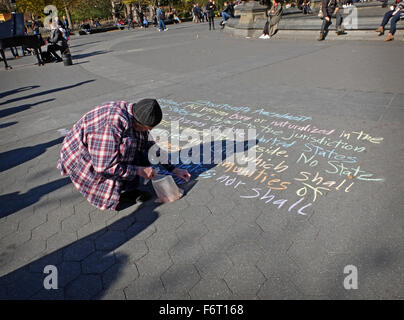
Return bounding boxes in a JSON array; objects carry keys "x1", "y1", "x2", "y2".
[{"x1": 57, "y1": 99, "x2": 191, "y2": 211}]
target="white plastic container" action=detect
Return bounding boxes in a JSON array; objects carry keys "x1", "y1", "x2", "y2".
[{"x1": 151, "y1": 174, "x2": 183, "y2": 203}]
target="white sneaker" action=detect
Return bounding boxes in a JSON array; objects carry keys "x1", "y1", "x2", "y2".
[
  {"x1": 164, "y1": 28, "x2": 168, "y2": 31},
  {"x1": 158, "y1": 29, "x2": 162, "y2": 32},
  {"x1": 259, "y1": 34, "x2": 266, "y2": 39},
  {"x1": 264, "y1": 35, "x2": 271, "y2": 39}
]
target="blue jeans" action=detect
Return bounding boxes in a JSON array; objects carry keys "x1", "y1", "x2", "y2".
[
  {"x1": 222, "y1": 12, "x2": 231, "y2": 21},
  {"x1": 381, "y1": 10, "x2": 401, "y2": 35},
  {"x1": 158, "y1": 19, "x2": 166, "y2": 30}
]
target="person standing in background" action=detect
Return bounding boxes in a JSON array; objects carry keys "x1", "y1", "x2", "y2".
[{"x1": 207, "y1": 0, "x2": 217, "y2": 30}]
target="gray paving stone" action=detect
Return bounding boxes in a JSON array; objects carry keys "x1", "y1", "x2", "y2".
[
  {"x1": 28, "y1": 250, "x2": 63, "y2": 273},
  {"x1": 0, "y1": 230, "x2": 31, "y2": 249},
  {"x1": 107, "y1": 215, "x2": 136, "y2": 232},
  {"x1": 63, "y1": 240, "x2": 95, "y2": 262},
  {"x1": 223, "y1": 265, "x2": 266, "y2": 297},
  {"x1": 189, "y1": 277, "x2": 232, "y2": 300},
  {"x1": 18, "y1": 211, "x2": 47, "y2": 232},
  {"x1": 65, "y1": 274, "x2": 103, "y2": 299},
  {"x1": 102, "y1": 260, "x2": 139, "y2": 292},
  {"x1": 136, "y1": 249, "x2": 173, "y2": 277},
  {"x1": 46, "y1": 231, "x2": 77, "y2": 252},
  {"x1": 256, "y1": 252, "x2": 301, "y2": 281},
  {"x1": 58, "y1": 261, "x2": 82, "y2": 287},
  {"x1": 95, "y1": 230, "x2": 127, "y2": 251},
  {"x1": 115, "y1": 239, "x2": 149, "y2": 262},
  {"x1": 179, "y1": 205, "x2": 212, "y2": 223},
  {"x1": 257, "y1": 277, "x2": 304, "y2": 300},
  {"x1": 207, "y1": 196, "x2": 236, "y2": 216},
  {"x1": 199, "y1": 229, "x2": 236, "y2": 253},
  {"x1": 76, "y1": 222, "x2": 107, "y2": 241},
  {"x1": 31, "y1": 214, "x2": 62, "y2": 241},
  {"x1": 97, "y1": 288, "x2": 126, "y2": 300},
  {"x1": 175, "y1": 221, "x2": 209, "y2": 243},
  {"x1": 145, "y1": 231, "x2": 179, "y2": 251},
  {"x1": 159, "y1": 292, "x2": 191, "y2": 300},
  {"x1": 168, "y1": 240, "x2": 205, "y2": 264},
  {"x1": 153, "y1": 212, "x2": 185, "y2": 233},
  {"x1": 125, "y1": 222, "x2": 156, "y2": 241},
  {"x1": 81, "y1": 251, "x2": 116, "y2": 275},
  {"x1": 183, "y1": 188, "x2": 213, "y2": 207},
  {"x1": 13, "y1": 239, "x2": 47, "y2": 264},
  {"x1": 61, "y1": 212, "x2": 90, "y2": 234},
  {"x1": 0, "y1": 220, "x2": 18, "y2": 240},
  {"x1": 195, "y1": 251, "x2": 234, "y2": 279},
  {"x1": 160, "y1": 264, "x2": 201, "y2": 295},
  {"x1": 226, "y1": 241, "x2": 265, "y2": 267},
  {"x1": 33, "y1": 198, "x2": 61, "y2": 216},
  {"x1": 4, "y1": 269, "x2": 43, "y2": 299},
  {"x1": 202, "y1": 214, "x2": 236, "y2": 235},
  {"x1": 124, "y1": 275, "x2": 165, "y2": 300}
]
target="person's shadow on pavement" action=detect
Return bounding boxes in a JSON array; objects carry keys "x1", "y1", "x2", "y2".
[{"x1": 0, "y1": 138, "x2": 257, "y2": 299}]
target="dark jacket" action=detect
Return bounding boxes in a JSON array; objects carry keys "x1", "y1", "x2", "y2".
[
  {"x1": 50, "y1": 28, "x2": 68, "y2": 49},
  {"x1": 322, "y1": 0, "x2": 337, "y2": 18},
  {"x1": 206, "y1": 2, "x2": 217, "y2": 18},
  {"x1": 223, "y1": 4, "x2": 234, "y2": 17}
]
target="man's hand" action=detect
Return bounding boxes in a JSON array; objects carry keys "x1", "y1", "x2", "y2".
[
  {"x1": 137, "y1": 166, "x2": 157, "y2": 180},
  {"x1": 325, "y1": 16, "x2": 330, "y2": 22},
  {"x1": 172, "y1": 168, "x2": 191, "y2": 182}
]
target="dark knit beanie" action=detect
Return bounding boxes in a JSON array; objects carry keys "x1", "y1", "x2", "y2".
[{"x1": 132, "y1": 99, "x2": 162, "y2": 127}]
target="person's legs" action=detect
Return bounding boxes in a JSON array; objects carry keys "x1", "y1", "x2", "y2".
[
  {"x1": 335, "y1": 12, "x2": 345, "y2": 34},
  {"x1": 385, "y1": 12, "x2": 401, "y2": 40},
  {"x1": 319, "y1": 18, "x2": 331, "y2": 40},
  {"x1": 118, "y1": 151, "x2": 153, "y2": 207},
  {"x1": 389, "y1": 13, "x2": 401, "y2": 35},
  {"x1": 377, "y1": 10, "x2": 393, "y2": 34},
  {"x1": 222, "y1": 12, "x2": 230, "y2": 21},
  {"x1": 269, "y1": 22, "x2": 279, "y2": 37},
  {"x1": 381, "y1": 10, "x2": 393, "y2": 27},
  {"x1": 47, "y1": 44, "x2": 63, "y2": 61}
]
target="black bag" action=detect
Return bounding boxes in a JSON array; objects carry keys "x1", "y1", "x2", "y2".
[{"x1": 41, "y1": 51, "x2": 53, "y2": 63}]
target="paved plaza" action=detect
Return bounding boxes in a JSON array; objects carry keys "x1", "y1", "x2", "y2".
[{"x1": 0, "y1": 20, "x2": 403, "y2": 299}]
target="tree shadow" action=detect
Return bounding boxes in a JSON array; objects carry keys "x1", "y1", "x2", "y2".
[
  {"x1": 0, "y1": 137, "x2": 64, "y2": 173},
  {"x1": 0, "y1": 138, "x2": 258, "y2": 299},
  {"x1": 0, "y1": 121, "x2": 17, "y2": 129},
  {"x1": 69, "y1": 41, "x2": 102, "y2": 49},
  {"x1": 0, "y1": 80, "x2": 96, "y2": 107},
  {"x1": 0, "y1": 178, "x2": 71, "y2": 219},
  {"x1": 71, "y1": 51, "x2": 110, "y2": 60},
  {"x1": 0, "y1": 99, "x2": 55, "y2": 118},
  {"x1": 0, "y1": 86, "x2": 40, "y2": 99}
]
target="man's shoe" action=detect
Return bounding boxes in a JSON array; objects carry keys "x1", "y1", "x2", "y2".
[
  {"x1": 164, "y1": 28, "x2": 168, "y2": 31},
  {"x1": 120, "y1": 189, "x2": 152, "y2": 203},
  {"x1": 376, "y1": 26, "x2": 384, "y2": 35},
  {"x1": 384, "y1": 33, "x2": 394, "y2": 41},
  {"x1": 317, "y1": 33, "x2": 325, "y2": 41},
  {"x1": 259, "y1": 34, "x2": 266, "y2": 39}
]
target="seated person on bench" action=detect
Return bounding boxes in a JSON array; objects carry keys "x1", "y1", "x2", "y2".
[{"x1": 47, "y1": 20, "x2": 68, "y2": 62}]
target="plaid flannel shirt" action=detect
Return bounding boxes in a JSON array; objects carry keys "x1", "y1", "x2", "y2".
[{"x1": 57, "y1": 101, "x2": 160, "y2": 210}]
